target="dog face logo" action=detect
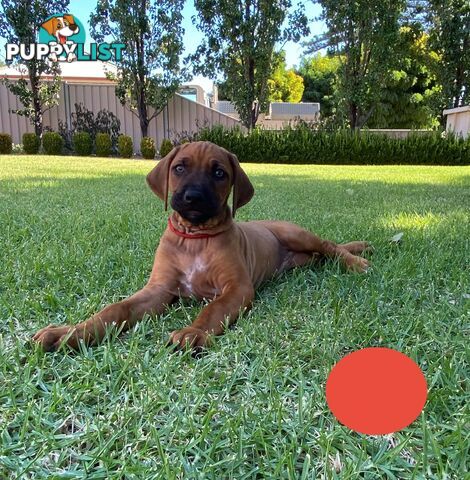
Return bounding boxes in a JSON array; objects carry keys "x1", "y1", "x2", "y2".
[
  {"x1": 39, "y1": 13, "x2": 85, "y2": 62},
  {"x1": 41, "y1": 15, "x2": 80, "y2": 45}
]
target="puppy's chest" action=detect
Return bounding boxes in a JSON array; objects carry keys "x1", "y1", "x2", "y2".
[{"x1": 178, "y1": 256, "x2": 220, "y2": 299}]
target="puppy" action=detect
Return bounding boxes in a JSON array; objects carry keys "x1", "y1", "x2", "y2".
[{"x1": 32, "y1": 142, "x2": 371, "y2": 352}]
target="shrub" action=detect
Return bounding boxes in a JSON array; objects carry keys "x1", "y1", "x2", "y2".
[
  {"x1": 141, "y1": 137, "x2": 156, "y2": 159},
  {"x1": 159, "y1": 138, "x2": 173, "y2": 158},
  {"x1": 22, "y1": 133, "x2": 40, "y2": 154},
  {"x1": 72, "y1": 131, "x2": 93, "y2": 156},
  {"x1": 118, "y1": 135, "x2": 133, "y2": 158},
  {"x1": 0, "y1": 133, "x2": 12, "y2": 154},
  {"x1": 196, "y1": 125, "x2": 470, "y2": 166},
  {"x1": 59, "y1": 103, "x2": 121, "y2": 152},
  {"x1": 42, "y1": 131, "x2": 64, "y2": 155},
  {"x1": 95, "y1": 109, "x2": 121, "y2": 149},
  {"x1": 96, "y1": 133, "x2": 112, "y2": 157},
  {"x1": 172, "y1": 129, "x2": 196, "y2": 145}
]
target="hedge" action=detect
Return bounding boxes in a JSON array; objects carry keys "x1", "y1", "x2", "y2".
[
  {"x1": 23, "y1": 133, "x2": 41, "y2": 154},
  {"x1": 72, "y1": 131, "x2": 93, "y2": 156},
  {"x1": 159, "y1": 138, "x2": 173, "y2": 158},
  {"x1": 196, "y1": 125, "x2": 470, "y2": 166},
  {"x1": 42, "y1": 132, "x2": 64, "y2": 155},
  {"x1": 141, "y1": 136, "x2": 156, "y2": 159},
  {"x1": 0, "y1": 133, "x2": 13, "y2": 154},
  {"x1": 118, "y1": 135, "x2": 133, "y2": 158},
  {"x1": 96, "y1": 133, "x2": 112, "y2": 157}
]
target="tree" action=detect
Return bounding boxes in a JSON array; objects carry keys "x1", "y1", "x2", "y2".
[
  {"x1": 191, "y1": 0, "x2": 309, "y2": 129},
  {"x1": 305, "y1": 0, "x2": 406, "y2": 129},
  {"x1": 0, "y1": 0, "x2": 69, "y2": 136},
  {"x1": 217, "y1": 52, "x2": 305, "y2": 104},
  {"x1": 296, "y1": 53, "x2": 340, "y2": 118},
  {"x1": 267, "y1": 51, "x2": 304, "y2": 103},
  {"x1": 369, "y1": 26, "x2": 441, "y2": 128},
  {"x1": 428, "y1": 0, "x2": 469, "y2": 108},
  {"x1": 90, "y1": 0, "x2": 186, "y2": 138}
]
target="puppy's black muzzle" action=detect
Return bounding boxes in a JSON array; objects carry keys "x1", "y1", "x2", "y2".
[
  {"x1": 183, "y1": 188, "x2": 204, "y2": 205},
  {"x1": 171, "y1": 183, "x2": 220, "y2": 224}
]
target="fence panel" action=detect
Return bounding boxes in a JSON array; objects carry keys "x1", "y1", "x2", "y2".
[{"x1": 0, "y1": 82, "x2": 242, "y2": 152}]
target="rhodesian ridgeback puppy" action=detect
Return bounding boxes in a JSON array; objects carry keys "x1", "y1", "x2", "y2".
[{"x1": 33, "y1": 141, "x2": 370, "y2": 351}]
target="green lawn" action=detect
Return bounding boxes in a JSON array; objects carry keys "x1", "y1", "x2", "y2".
[{"x1": 0, "y1": 155, "x2": 469, "y2": 479}]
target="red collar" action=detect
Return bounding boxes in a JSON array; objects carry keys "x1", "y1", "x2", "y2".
[{"x1": 167, "y1": 218, "x2": 226, "y2": 239}]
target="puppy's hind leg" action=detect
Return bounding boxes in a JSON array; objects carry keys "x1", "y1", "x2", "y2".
[{"x1": 264, "y1": 221, "x2": 370, "y2": 273}]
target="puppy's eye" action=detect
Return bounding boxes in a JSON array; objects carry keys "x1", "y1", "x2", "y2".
[
  {"x1": 173, "y1": 165, "x2": 185, "y2": 175},
  {"x1": 214, "y1": 168, "x2": 225, "y2": 179}
]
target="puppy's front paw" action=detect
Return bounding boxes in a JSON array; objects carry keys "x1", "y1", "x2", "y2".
[
  {"x1": 346, "y1": 255, "x2": 370, "y2": 273},
  {"x1": 168, "y1": 327, "x2": 210, "y2": 350},
  {"x1": 32, "y1": 325, "x2": 78, "y2": 352}
]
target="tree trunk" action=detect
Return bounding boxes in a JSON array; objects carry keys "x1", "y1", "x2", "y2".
[
  {"x1": 357, "y1": 106, "x2": 375, "y2": 129},
  {"x1": 33, "y1": 108, "x2": 43, "y2": 137},
  {"x1": 137, "y1": 27, "x2": 150, "y2": 138},
  {"x1": 453, "y1": 34, "x2": 468, "y2": 107},
  {"x1": 349, "y1": 102, "x2": 358, "y2": 129},
  {"x1": 251, "y1": 101, "x2": 259, "y2": 130},
  {"x1": 138, "y1": 94, "x2": 149, "y2": 138},
  {"x1": 135, "y1": 63, "x2": 149, "y2": 137},
  {"x1": 247, "y1": 58, "x2": 258, "y2": 130},
  {"x1": 453, "y1": 63, "x2": 464, "y2": 108},
  {"x1": 29, "y1": 65, "x2": 43, "y2": 137}
]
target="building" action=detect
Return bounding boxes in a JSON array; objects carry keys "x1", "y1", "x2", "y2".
[
  {"x1": 211, "y1": 85, "x2": 320, "y2": 129},
  {"x1": 443, "y1": 106, "x2": 470, "y2": 139}
]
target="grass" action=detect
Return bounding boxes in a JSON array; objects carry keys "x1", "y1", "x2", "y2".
[{"x1": 0, "y1": 155, "x2": 469, "y2": 479}]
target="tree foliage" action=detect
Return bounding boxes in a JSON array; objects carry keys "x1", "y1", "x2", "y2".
[
  {"x1": 191, "y1": 0, "x2": 309, "y2": 129},
  {"x1": 298, "y1": 28, "x2": 441, "y2": 128},
  {"x1": 369, "y1": 26, "x2": 441, "y2": 128},
  {"x1": 296, "y1": 53, "x2": 340, "y2": 118},
  {"x1": 217, "y1": 52, "x2": 305, "y2": 105},
  {"x1": 90, "y1": 0, "x2": 186, "y2": 138},
  {"x1": 427, "y1": 0, "x2": 470, "y2": 109},
  {"x1": 0, "y1": 0, "x2": 69, "y2": 136},
  {"x1": 305, "y1": 0, "x2": 406, "y2": 129},
  {"x1": 267, "y1": 51, "x2": 304, "y2": 103}
]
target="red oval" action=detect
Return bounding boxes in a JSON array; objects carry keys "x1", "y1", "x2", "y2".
[{"x1": 326, "y1": 347, "x2": 427, "y2": 435}]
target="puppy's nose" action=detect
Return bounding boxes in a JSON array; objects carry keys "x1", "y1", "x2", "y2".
[
  {"x1": 70, "y1": 24, "x2": 78, "y2": 31},
  {"x1": 183, "y1": 188, "x2": 204, "y2": 204}
]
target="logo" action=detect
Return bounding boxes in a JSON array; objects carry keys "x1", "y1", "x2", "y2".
[{"x1": 5, "y1": 13, "x2": 125, "y2": 63}]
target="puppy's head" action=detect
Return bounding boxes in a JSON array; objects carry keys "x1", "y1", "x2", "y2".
[
  {"x1": 147, "y1": 141, "x2": 254, "y2": 224},
  {"x1": 41, "y1": 15, "x2": 79, "y2": 43}
]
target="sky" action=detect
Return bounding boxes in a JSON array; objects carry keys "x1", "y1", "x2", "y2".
[{"x1": 1, "y1": 0, "x2": 326, "y2": 92}]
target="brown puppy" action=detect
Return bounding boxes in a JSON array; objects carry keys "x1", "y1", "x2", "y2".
[{"x1": 33, "y1": 141, "x2": 370, "y2": 351}]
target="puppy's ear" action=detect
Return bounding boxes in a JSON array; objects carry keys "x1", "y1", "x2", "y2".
[
  {"x1": 63, "y1": 14, "x2": 75, "y2": 25},
  {"x1": 146, "y1": 145, "x2": 181, "y2": 211},
  {"x1": 228, "y1": 152, "x2": 254, "y2": 217},
  {"x1": 41, "y1": 18, "x2": 57, "y2": 35}
]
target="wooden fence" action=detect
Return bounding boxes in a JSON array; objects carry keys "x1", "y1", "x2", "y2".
[{"x1": 0, "y1": 81, "x2": 242, "y2": 152}]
